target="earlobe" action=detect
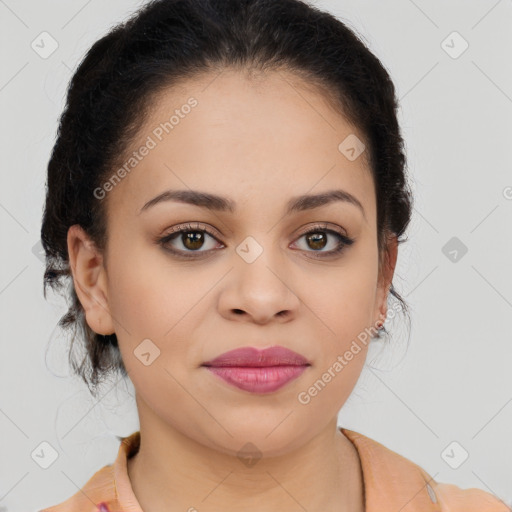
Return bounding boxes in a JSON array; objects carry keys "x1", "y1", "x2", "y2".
[
  {"x1": 376, "y1": 285, "x2": 390, "y2": 329},
  {"x1": 374, "y1": 234, "x2": 399, "y2": 328},
  {"x1": 67, "y1": 225, "x2": 115, "y2": 336}
]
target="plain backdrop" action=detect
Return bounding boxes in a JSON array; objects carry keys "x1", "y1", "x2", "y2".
[{"x1": 0, "y1": 0, "x2": 511, "y2": 510}]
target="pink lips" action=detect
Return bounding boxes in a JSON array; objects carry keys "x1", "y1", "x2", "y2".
[{"x1": 202, "y1": 346, "x2": 310, "y2": 394}]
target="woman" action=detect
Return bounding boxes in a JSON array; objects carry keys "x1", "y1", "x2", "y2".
[{"x1": 39, "y1": 0, "x2": 508, "y2": 510}]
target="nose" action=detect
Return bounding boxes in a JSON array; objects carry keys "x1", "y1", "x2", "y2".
[{"x1": 218, "y1": 250, "x2": 300, "y2": 325}]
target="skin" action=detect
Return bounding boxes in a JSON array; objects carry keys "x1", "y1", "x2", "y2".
[{"x1": 67, "y1": 68, "x2": 398, "y2": 512}]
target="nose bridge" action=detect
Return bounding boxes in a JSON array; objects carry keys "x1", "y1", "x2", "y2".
[
  {"x1": 223, "y1": 230, "x2": 298, "y2": 320},
  {"x1": 234, "y1": 230, "x2": 287, "y2": 288}
]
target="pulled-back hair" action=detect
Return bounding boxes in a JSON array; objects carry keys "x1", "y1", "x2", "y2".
[{"x1": 41, "y1": 0, "x2": 413, "y2": 397}]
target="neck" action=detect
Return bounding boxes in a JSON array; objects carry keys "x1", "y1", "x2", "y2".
[{"x1": 127, "y1": 397, "x2": 364, "y2": 512}]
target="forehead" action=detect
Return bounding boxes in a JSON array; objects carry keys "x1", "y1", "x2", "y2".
[{"x1": 105, "y1": 68, "x2": 375, "y2": 221}]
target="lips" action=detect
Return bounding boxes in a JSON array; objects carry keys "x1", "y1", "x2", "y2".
[
  {"x1": 202, "y1": 346, "x2": 310, "y2": 367},
  {"x1": 201, "y1": 346, "x2": 310, "y2": 394}
]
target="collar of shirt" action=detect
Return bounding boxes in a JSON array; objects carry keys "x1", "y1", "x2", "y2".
[
  {"x1": 112, "y1": 428, "x2": 441, "y2": 512},
  {"x1": 41, "y1": 427, "x2": 508, "y2": 512}
]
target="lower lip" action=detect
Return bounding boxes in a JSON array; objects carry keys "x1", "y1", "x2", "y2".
[{"x1": 203, "y1": 365, "x2": 309, "y2": 393}]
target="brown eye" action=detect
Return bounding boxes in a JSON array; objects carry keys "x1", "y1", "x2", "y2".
[
  {"x1": 305, "y1": 231, "x2": 328, "y2": 251},
  {"x1": 157, "y1": 222, "x2": 354, "y2": 260},
  {"x1": 181, "y1": 231, "x2": 206, "y2": 251},
  {"x1": 291, "y1": 224, "x2": 355, "y2": 258},
  {"x1": 158, "y1": 223, "x2": 223, "y2": 258},
  {"x1": 161, "y1": 229, "x2": 220, "y2": 252}
]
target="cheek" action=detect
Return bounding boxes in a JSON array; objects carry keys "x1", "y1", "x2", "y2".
[
  {"x1": 106, "y1": 235, "x2": 190, "y2": 339},
  {"x1": 106, "y1": 245, "x2": 198, "y2": 420},
  {"x1": 305, "y1": 248, "x2": 379, "y2": 343},
  {"x1": 295, "y1": 264, "x2": 376, "y2": 417},
  {"x1": 105, "y1": 237, "x2": 210, "y2": 385}
]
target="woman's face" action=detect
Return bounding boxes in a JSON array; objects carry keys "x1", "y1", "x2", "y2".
[{"x1": 70, "y1": 68, "x2": 396, "y2": 456}]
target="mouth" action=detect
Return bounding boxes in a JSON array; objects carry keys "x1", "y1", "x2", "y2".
[{"x1": 201, "y1": 346, "x2": 311, "y2": 394}]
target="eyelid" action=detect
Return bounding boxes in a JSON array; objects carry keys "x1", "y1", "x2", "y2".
[
  {"x1": 295, "y1": 221, "x2": 348, "y2": 238},
  {"x1": 160, "y1": 221, "x2": 348, "y2": 241},
  {"x1": 157, "y1": 220, "x2": 354, "y2": 260},
  {"x1": 162, "y1": 221, "x2": 223, "y2": 240}
]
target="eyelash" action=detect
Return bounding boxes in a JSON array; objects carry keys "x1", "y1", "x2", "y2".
[{"x1": 156, "y1": 221, "x2": 355, "y2": 260}]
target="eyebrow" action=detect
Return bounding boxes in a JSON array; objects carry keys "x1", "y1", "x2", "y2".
[{"x1": 139, "y1": 188, "x2": 365, "y2": 218}]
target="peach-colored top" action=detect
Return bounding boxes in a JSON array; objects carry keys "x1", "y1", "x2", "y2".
[{"x1": 39, "y1": 428, "x2": 508, "y2": 512}]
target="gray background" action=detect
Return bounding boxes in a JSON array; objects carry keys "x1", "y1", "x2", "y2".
[{"x1": 1, "y1": 0, "x2": 511, "y2": 510}]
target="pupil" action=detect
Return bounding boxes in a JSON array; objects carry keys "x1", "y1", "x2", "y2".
[
  {"x1": 308, "y1": 232, "x2": 326, "y2": 250},
  {"x1": 184, "y1": 231, "x2": 204, "y2": 250}
]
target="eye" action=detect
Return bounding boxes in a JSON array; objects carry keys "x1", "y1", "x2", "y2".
[
  {"x1": 291, "y1": 223, "x2": 355, "y2": 258},
  {"x1": 157, "y1": 222, "x2": 223, "y2": 258},
  {"x1": 157, "y1": 221, "x2": 355, "y2": 259}
]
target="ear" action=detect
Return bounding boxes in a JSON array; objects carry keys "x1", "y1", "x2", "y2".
[
  {"x1": 67, "y1": 224, "x2": 115, "y2": 335},
  {"x1": 373, "y1": 234, "x2": 398, "y2": 328}
]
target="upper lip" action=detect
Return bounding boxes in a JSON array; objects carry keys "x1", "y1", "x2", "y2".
[{"x1": 202, "y1": 346, "x2": 311, "y2": 367}]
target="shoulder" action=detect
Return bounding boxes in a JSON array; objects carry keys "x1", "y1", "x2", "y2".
[
  {"x1": 38, "y1": 465, "x2": 117, "y2": 512},
  {"x1": 341, "y1": 428, "x2": 509, "y2": 511},
  {"x1": 433, "y1": 481, "x2": 511, "y2": 511},
  {"x1": 38, "y1": 432, "x2": 141, "y2": 512}
]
